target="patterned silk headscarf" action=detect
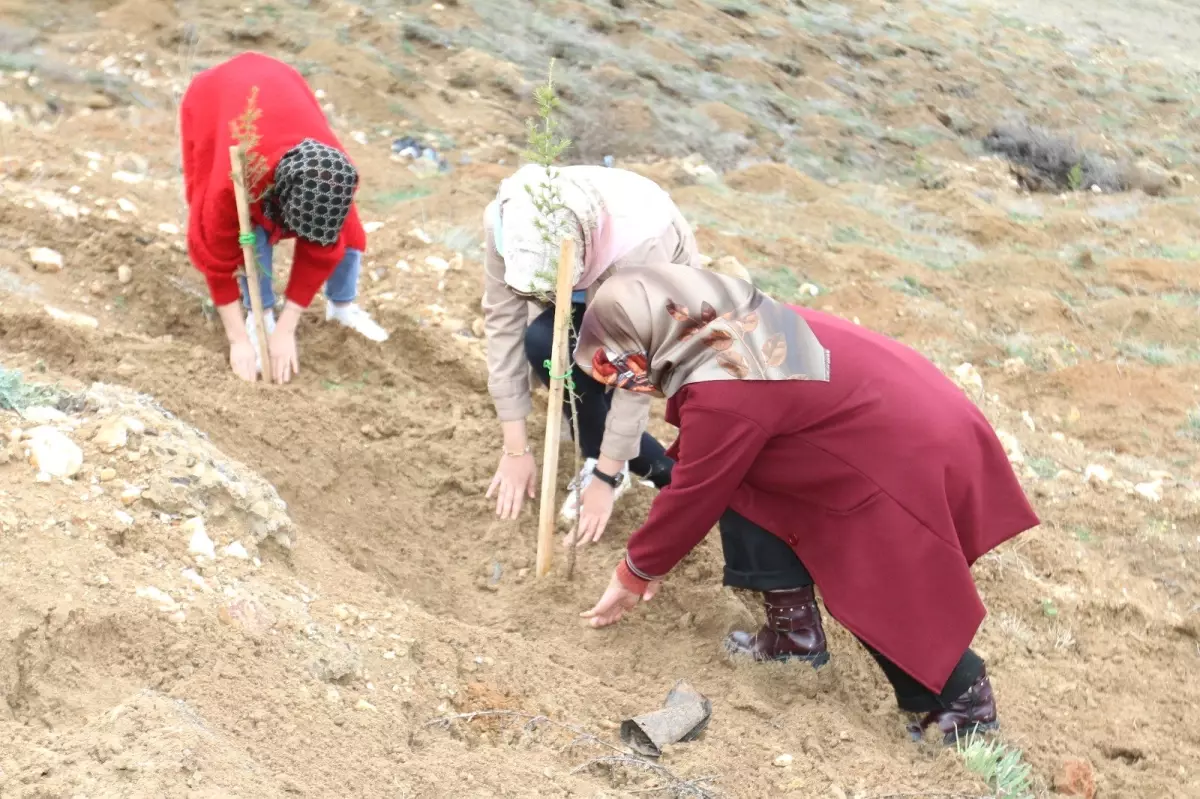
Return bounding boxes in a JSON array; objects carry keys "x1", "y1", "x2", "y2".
[
  {"x1": 266, "y1": 138, "x2": 358, "y2": 246},
  {"x1": 575, "y1": 263, "x2": 830, "y2": 398}
]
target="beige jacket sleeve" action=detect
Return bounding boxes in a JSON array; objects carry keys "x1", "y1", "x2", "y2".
[
  {"x1": 482, "y1": 209, "x2": 535, "y2": 422},
  {"x1": 601, "y1": 391, "x2": 651, "y2": 462}
]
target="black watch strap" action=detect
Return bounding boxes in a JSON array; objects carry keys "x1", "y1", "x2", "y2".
[{"x1": 591, "y1": 467, "x2": 622, "y2": 489}]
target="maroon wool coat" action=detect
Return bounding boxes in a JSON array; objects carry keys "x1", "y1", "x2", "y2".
[{"x1": 624, "y1": 307, "x2": 1040, "y2": 693}]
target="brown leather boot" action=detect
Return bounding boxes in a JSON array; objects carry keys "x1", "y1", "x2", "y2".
[
  {"x1": 908, "y1": 667, "x2": 1000, "y2": 745},
  {"x1": 723, "y1": 587, "x2": 830, "y2": 668}
]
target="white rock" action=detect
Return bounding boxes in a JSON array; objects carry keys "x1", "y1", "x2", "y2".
[
  {"x1": 117, "y1": 265, "x2": 133, "y2": 284},
  {"x1": 183, "y1": 517, "x2": 215, "y2": 559},
  {"x1": 28, "y1": 428, "x2": 83, "y2": 477},
  {"x1": 425, "y1": 256, "x2": 450, "y2": 272},
  {"x1": 408, "y1": 228, "x2": 433, "y2": 245},
  {"x1": 22, "y1": 406, "x2": 67, "y2": 424},
  {"x1": 117, "y1": 198, "x2": 137, "y2": 214},
  {"x1": 121, "y1": 416, "x2": 145, "y2": 435},
  {"x1": 1134, "y1": 480, "x2": 1163, "y2": 502},
  {"x1": 112, "y1": 170, "x2": 143, "y2": 184},
  {"x1": 1051, "y1": 432, "x2": 1066, "y2": 442},
  {"x1": 114, "y1": 510, "x2": 134, "y2": 526},
  {"x1": 774, "y1": 754, "x2": 794, "y2": 767},
  {"x1": 798, "y1": 283, "x2": 820, "y2": 297},
  {"x1": 28, "y1": 247, "x2": 64, "y2": 272},
  {"x1": 44, "y1": 306, "x2": 99, "y2": 329},
  {"x1": 952, "y1": 362, "x2": 983, "y2": 395},
  {"x1": 395, "y1": 259, "x2": 411, "y2": 272},
  {"x1": 351, "y1": 131, "x2": 369, "y2": 146},
  {"x1": 1084, "y1": 464, "x2": 1112, "y2": 484},
  {"x1": 223, "y1": 541, "x2": 250, "y2": 560},
  {"x1": 1021, "y1": 410, "x2": 1036, "y2": 432},
  {"x1": 119, "y1": 487, "x2": 142, "y2": 505},
  {"x1": 181, "y1": 568, "x2": 213, "y2": 592},
  {"x1": 136, "y1": 585, "x2": 178, "y2": 611},
  {"x1": 995, "y1": 429, "x2": 1024, "y2": 465},
  {"x1": 364, "y1": 221, "x2": 385, "y2": 233},
  {"x1": 157, "y1": 222, "x2": 180, "y2": 235}
]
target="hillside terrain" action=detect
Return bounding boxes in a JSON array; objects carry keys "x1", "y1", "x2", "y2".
[{"x1": 1, "y1": 0, "x2": 1199, "y2": 796}]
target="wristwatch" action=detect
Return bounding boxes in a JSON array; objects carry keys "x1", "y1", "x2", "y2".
[{"x1": 591, "y1": 466, "x2": 622, "y2": 489}]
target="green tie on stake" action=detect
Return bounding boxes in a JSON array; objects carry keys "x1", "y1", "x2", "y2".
[{"x1": 229, "y1": 144, "x2": 274, "y2": 384}]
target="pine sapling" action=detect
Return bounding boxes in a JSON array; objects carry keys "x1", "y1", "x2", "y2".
[{"x1": 523, "y1": 59, "x2": 585, "y2": 578}]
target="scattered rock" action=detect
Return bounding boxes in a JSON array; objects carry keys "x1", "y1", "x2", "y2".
[
  {"x1": 1054, "y1": 758, "x2": 1096, "y2": 798},
  {"x1": 98, "y1": 467, "x2": 117, "y2": 482},
  {"x1": 1084, "y1": 464, "x2": 1112, "y2": 485},
  {"x1": 27, "y1": 247, "x2": 64, "y2": 273},
  {"x1": 952, "y1": 362, "x2": 983, "y2": 396},
  {"x1": 223, "y1": 541, "x2": 250, "y2": 560},
  {"x1": 44, "y1": 305, "x2": 99, "y2": 329},
  {"x1": 1134, "y1": 480, "x2": 1163, "y2": 503},
  {"x1": 120, "y1": 487, "x2": 142, "y2": 505},
  {"x1": 117, "y1": 265, "x2": 133, "y2": 284},
  {"x1": 93, "y1": 417, "x2": 131, "y2": 452},
  {"x1": 27, "y1": 428, "x2": 83, "y2": 478},
  {"x1": 22, "y1": 406, "x2": 68, "y2": 425},
  {"x1": 774, "y1": 753, "x2": 794, "y2": 767},
  {"x1": 1002, "y1": 357, "x2": 1027, "y2": 376},
  {"x1": 355, "y1": 699, "x2": 377, "y2": 712},
  {"x1": 136, "y1": 585, "x2": 179, "y2": 612},
  {"x1": 184, "y1": 516, "x2": 215, "y2": 559}
]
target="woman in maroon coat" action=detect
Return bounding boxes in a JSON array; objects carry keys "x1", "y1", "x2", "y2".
[{"x1": 574, "y1": 264, "x2": 1039, "y2": 743}]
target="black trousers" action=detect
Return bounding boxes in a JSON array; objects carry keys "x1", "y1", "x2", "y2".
[
  {"x1": 525, "y1": 303, "x2": 673, "y2": 487},
  {"x1": 719, "y1": 509, "x2": 983, "y2": 713}
]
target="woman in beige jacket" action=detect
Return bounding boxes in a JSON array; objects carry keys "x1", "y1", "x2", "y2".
[{"x1": 483, "y1": 164, "x2": 702, "y2": 542}]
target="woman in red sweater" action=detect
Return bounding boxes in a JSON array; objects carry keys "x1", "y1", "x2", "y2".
[
  {"x1": 180, "y1": 52, "x2": 387, "y2": 383},
  {"x1": 574, "y1": 264, "x2": 1040, "y2": 743}
]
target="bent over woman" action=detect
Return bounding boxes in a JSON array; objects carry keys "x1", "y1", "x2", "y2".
[
  {"x1": 181, "y1": 51, "x2": 387, "y2": 384},
  {"x1": 483, "y1": 165, "x2": 701, "y2": 536},
  {"x1": 575, "y1": 264, "x2": 1040, "y2": 743}
]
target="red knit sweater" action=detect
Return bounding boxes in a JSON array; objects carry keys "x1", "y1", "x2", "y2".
[{"x1": 179, "y1": 52, "x2": 367, "y2": 308}]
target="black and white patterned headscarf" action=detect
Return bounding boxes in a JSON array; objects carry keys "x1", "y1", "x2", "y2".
[{"x1": 266, "y1": 138, "x2": 358, "y2": 246}]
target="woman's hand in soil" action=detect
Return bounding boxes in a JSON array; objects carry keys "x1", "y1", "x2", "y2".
[
  {"x1": 572, "y1": 479, "x2": 614, "y2": 547},
  {"x1": 487, "y1": 451, "x2": 537, "y2": 520},
  {"x1": 229, "y1": 339, "x2": 259, "y2": 382},
  {"x1": 267, "y1": 326, "x2": 300, "y2": 383},
  {"x1": 580, "y1": 569, "x2": 661, "y2": 628}
]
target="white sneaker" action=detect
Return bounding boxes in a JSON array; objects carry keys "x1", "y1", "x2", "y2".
[
  {"x1": 246, "y1": 309, "x2": 277, "y2": 374},
  {"x1": 560, "y1": 457, "x2": 632, "y2": 521},
  {"x1": 326, "y1": 302, "x2": 389, "y2": 342}
]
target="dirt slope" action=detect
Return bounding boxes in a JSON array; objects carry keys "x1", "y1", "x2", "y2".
[{"x1": 2, "y1": 0, "x2": 1199, "y2": 797}]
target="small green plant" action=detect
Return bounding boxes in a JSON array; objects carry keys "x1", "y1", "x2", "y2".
[
  {"x1": 892, "y1": 275, "x2": 931, "y2": 297},
  {"x1": 956, "y1": 734, "x2": 1034, "y2": 799},
  {"x1": 1040, "y1": 598, "x2": 1059, "y2": 618},
  {"x1": 0, "y1": 367, "x2": 62, "y2": 413},
  {"x1": 1066, "y1": 162, "x2": 1084, "y2": 191},
  {"x1": 522, "y1": 59, "x2": 574, "y2": 297}
]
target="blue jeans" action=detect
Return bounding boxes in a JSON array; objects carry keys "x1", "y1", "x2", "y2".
[{"x1": 237, "y1": 226, "x2": 363, "y2": 310}]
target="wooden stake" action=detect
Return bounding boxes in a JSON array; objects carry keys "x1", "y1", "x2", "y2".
[
  {"x1": 535, "y1": 237, "x2": 578, "y2": 578},
  {"x1": 228, "y1": 145, "x2": 273, "y2": 384}
]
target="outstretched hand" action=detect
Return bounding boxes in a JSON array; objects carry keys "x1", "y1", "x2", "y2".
[{"x1": 580, "y1": 568, "x2": 661, "y2": 628}]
